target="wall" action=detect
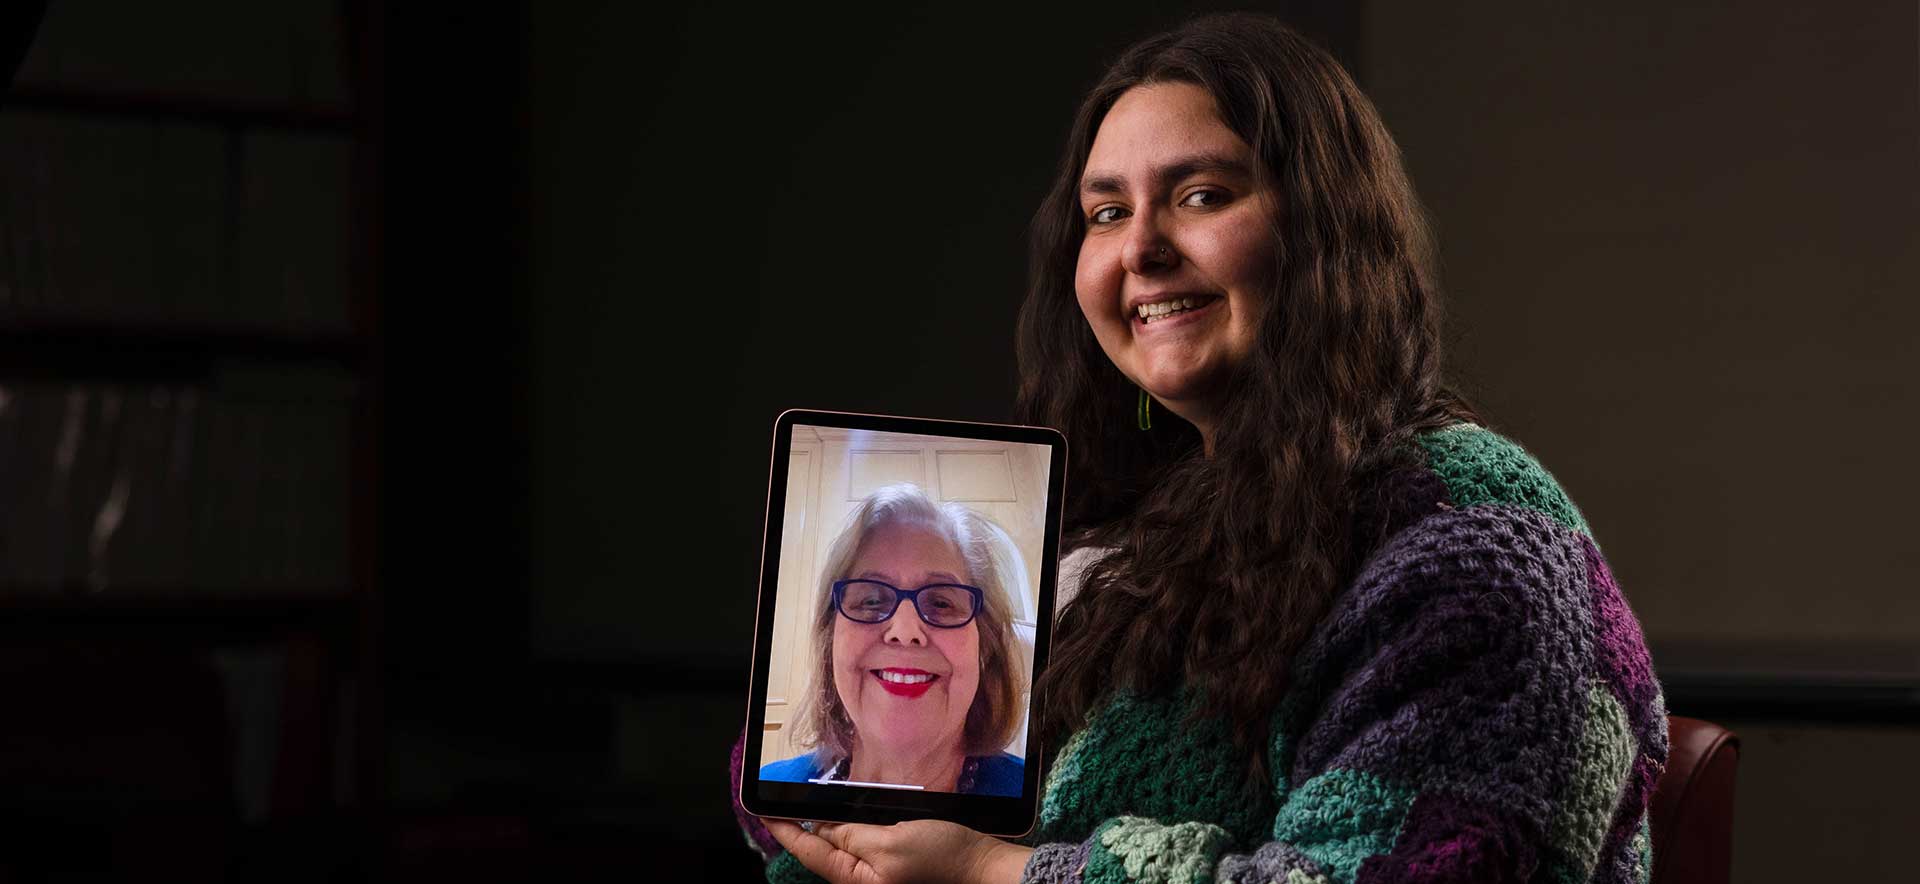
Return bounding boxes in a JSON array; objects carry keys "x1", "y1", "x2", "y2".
[
  {"x1": 1363, "y1": 2, "x2": 1920, "y2": 643},
  {"x1": 1361, "y1": 3, "x2": 1920, "y2": 880}
]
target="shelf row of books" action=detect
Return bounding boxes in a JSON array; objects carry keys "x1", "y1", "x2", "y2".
[
  {"x1": 0, "y1": 109, "x2": 352, "y2": 330},
  {"x1": 0, "y1": 368, "x2": 354, "y2": 593},
  {"x1": 14, "y1": 0, "x2": 351, "y2": 111}
]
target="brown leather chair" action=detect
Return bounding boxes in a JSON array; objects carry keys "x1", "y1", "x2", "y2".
[{"x1": 1649, "y1": 716, "x2": 1741, "y2": 884}]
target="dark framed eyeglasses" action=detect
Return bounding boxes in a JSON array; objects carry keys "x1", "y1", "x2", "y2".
[{"x1": 831, "y1": 579, "x2": 983, "y2": 629}]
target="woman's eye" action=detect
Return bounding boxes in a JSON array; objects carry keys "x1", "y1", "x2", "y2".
[
  {"x1": 1089, "y1": 206, "x2": 1127, "y2": 225},
  {"x1": 1181, "y1": 189, "x2": 1227, "y2": 208}
]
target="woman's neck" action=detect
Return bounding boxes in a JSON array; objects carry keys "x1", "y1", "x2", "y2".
[
  {"x1": 847, "y1": 741, "x2": 967, "y2": 791},
  {"x1": 1151, "y1": 393, "x2": 1220, "y2": 456}
]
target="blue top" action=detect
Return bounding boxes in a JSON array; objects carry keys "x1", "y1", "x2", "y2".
[{"x1": 760, "y1": 751, "x2": 1025, "y2": 797}]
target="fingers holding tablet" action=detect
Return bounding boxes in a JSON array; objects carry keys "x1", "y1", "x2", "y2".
[
  {"x1": 764, "y1": 820, "x2": 865, "y2": 884},
  {"x1": 772, "y1": 818, "x2": 1028, "y2": 884}
]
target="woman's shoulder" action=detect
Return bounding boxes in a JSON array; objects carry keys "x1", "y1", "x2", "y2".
[
  {"x1": 1356, "y1": 422, "x2": 1606, "y2": 615},
  {"x1": 1406, "y1": 421, "x2": 1590, "y2": 536},
  {"x1": 1345, "y1": 421, "x2": 1599, "y2": 589},
  {"x1": 1287, "y1": 424, "x2": 1667, "y2": 831},
  {"x1": 1307, "y1": 422, "x2": 1636, "y2": 694},
  {"x1": 968, "y1": 752, "x2": 1025, "y2": 796},
  {"x1": 758, "y1": 752, "x2": 826, "y2": 783},
  {"x1": 976, "y1": 751, "x2": 1025, "y2": 774},
  {"x1": 1327, "y1": 423, "x2": 1658, "y2": 725}
]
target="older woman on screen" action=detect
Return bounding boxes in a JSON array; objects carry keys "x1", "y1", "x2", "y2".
[{"x1": 760, "y1": 483, "x2": 1027, "y2": 797}]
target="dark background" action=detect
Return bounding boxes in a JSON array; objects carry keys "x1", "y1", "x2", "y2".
[{"x1": 2, "y1": 1, "x2": 1915, "y2": 881}]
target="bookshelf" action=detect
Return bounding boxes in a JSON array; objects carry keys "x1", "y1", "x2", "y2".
[{"x1": 0, "y1": 0, "x2": 383, "y2": 828}]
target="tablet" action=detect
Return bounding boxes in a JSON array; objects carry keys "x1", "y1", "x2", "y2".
[{"x1": 739, "y1": 409, "x2": 1067, "y2": 836}]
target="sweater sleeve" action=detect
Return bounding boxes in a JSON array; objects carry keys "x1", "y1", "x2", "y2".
[
  {"x1": 730, "y1": 730, "x2": 836, "y2": 884},
  {"x1": 1020, "y1": 503, "x2": 1667, "y2": 884}
]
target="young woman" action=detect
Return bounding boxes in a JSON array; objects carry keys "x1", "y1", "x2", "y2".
[{"x1": 735, "y1": 13, "x2": 1666, "y2": 884}]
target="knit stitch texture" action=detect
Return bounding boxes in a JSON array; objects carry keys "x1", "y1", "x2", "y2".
[{"x1": 729, "y1": 424, "x2": 1667, "y2": 884}]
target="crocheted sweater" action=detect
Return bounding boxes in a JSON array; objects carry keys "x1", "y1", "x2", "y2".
[{"x1": 730, "y1": 424, "x2": 1668, "y2": 884}]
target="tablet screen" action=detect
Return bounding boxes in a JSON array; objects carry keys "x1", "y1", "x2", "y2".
[{"x1": 740, "y1": 410, "x2": 1065, "y2": 835}]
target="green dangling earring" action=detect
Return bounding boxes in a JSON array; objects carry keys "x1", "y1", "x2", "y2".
[{"x1": 1137, "y1": 387, "x2": 1153, "y2": 430}]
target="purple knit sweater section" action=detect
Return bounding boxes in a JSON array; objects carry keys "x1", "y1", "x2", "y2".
[
  {"x1": 1288, "y1": 505, "x2": 1593, "y2": 828},
  {"x1": 730, "y1": 733, "x2": 783, "y2": 861},
  {"x1": 1582, "y1": 533, "x2": 1668, "y2": 876},
  {"x1": 1264, "y1": 503, "x2": 1588, "y2": 883}
]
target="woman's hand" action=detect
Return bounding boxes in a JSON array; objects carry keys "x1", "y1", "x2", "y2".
[{"x1": 765, "y1": 818, "x2": 1034, "y2": 884}]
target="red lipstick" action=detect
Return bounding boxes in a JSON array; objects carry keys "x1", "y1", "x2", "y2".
[{"x1": 872, "y1": 667, "x2": 937, "y2": 699}]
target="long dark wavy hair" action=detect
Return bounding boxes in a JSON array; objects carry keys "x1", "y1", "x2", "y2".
[{"x1": 1017, "y1": 13, "x2": 1482, "y2": 783}]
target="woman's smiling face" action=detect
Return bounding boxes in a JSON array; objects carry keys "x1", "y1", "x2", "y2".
[
  {"x1": 831, "y1": 521, "x2": 981, "y2": 763},
  {"x1": 1075, "y1": 81, "x2": 1278, "y2": 438}
]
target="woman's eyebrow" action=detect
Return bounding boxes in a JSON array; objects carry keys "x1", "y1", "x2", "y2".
[{"x1": 1080, "y1": 152, "x2": 1250, "y2": 198}]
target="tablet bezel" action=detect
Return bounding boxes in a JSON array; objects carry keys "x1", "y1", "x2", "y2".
[{"x1": 738, "y1": 409, "x2": 1066, "y2": 836}]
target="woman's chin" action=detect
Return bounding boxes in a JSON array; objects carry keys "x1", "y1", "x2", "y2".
[
  {"x1": 857, "y1": 718, "x2": 960, "y2": 763},
  {"x1": 1137, "y1": 365, "x2": 1229, "y2": 411},
  {"x1": 851, "y1": 683, "x2": 971, "y2": 764},
  {"x1": 861, "y1": 723, "x2": 948, "y2": 754}
]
